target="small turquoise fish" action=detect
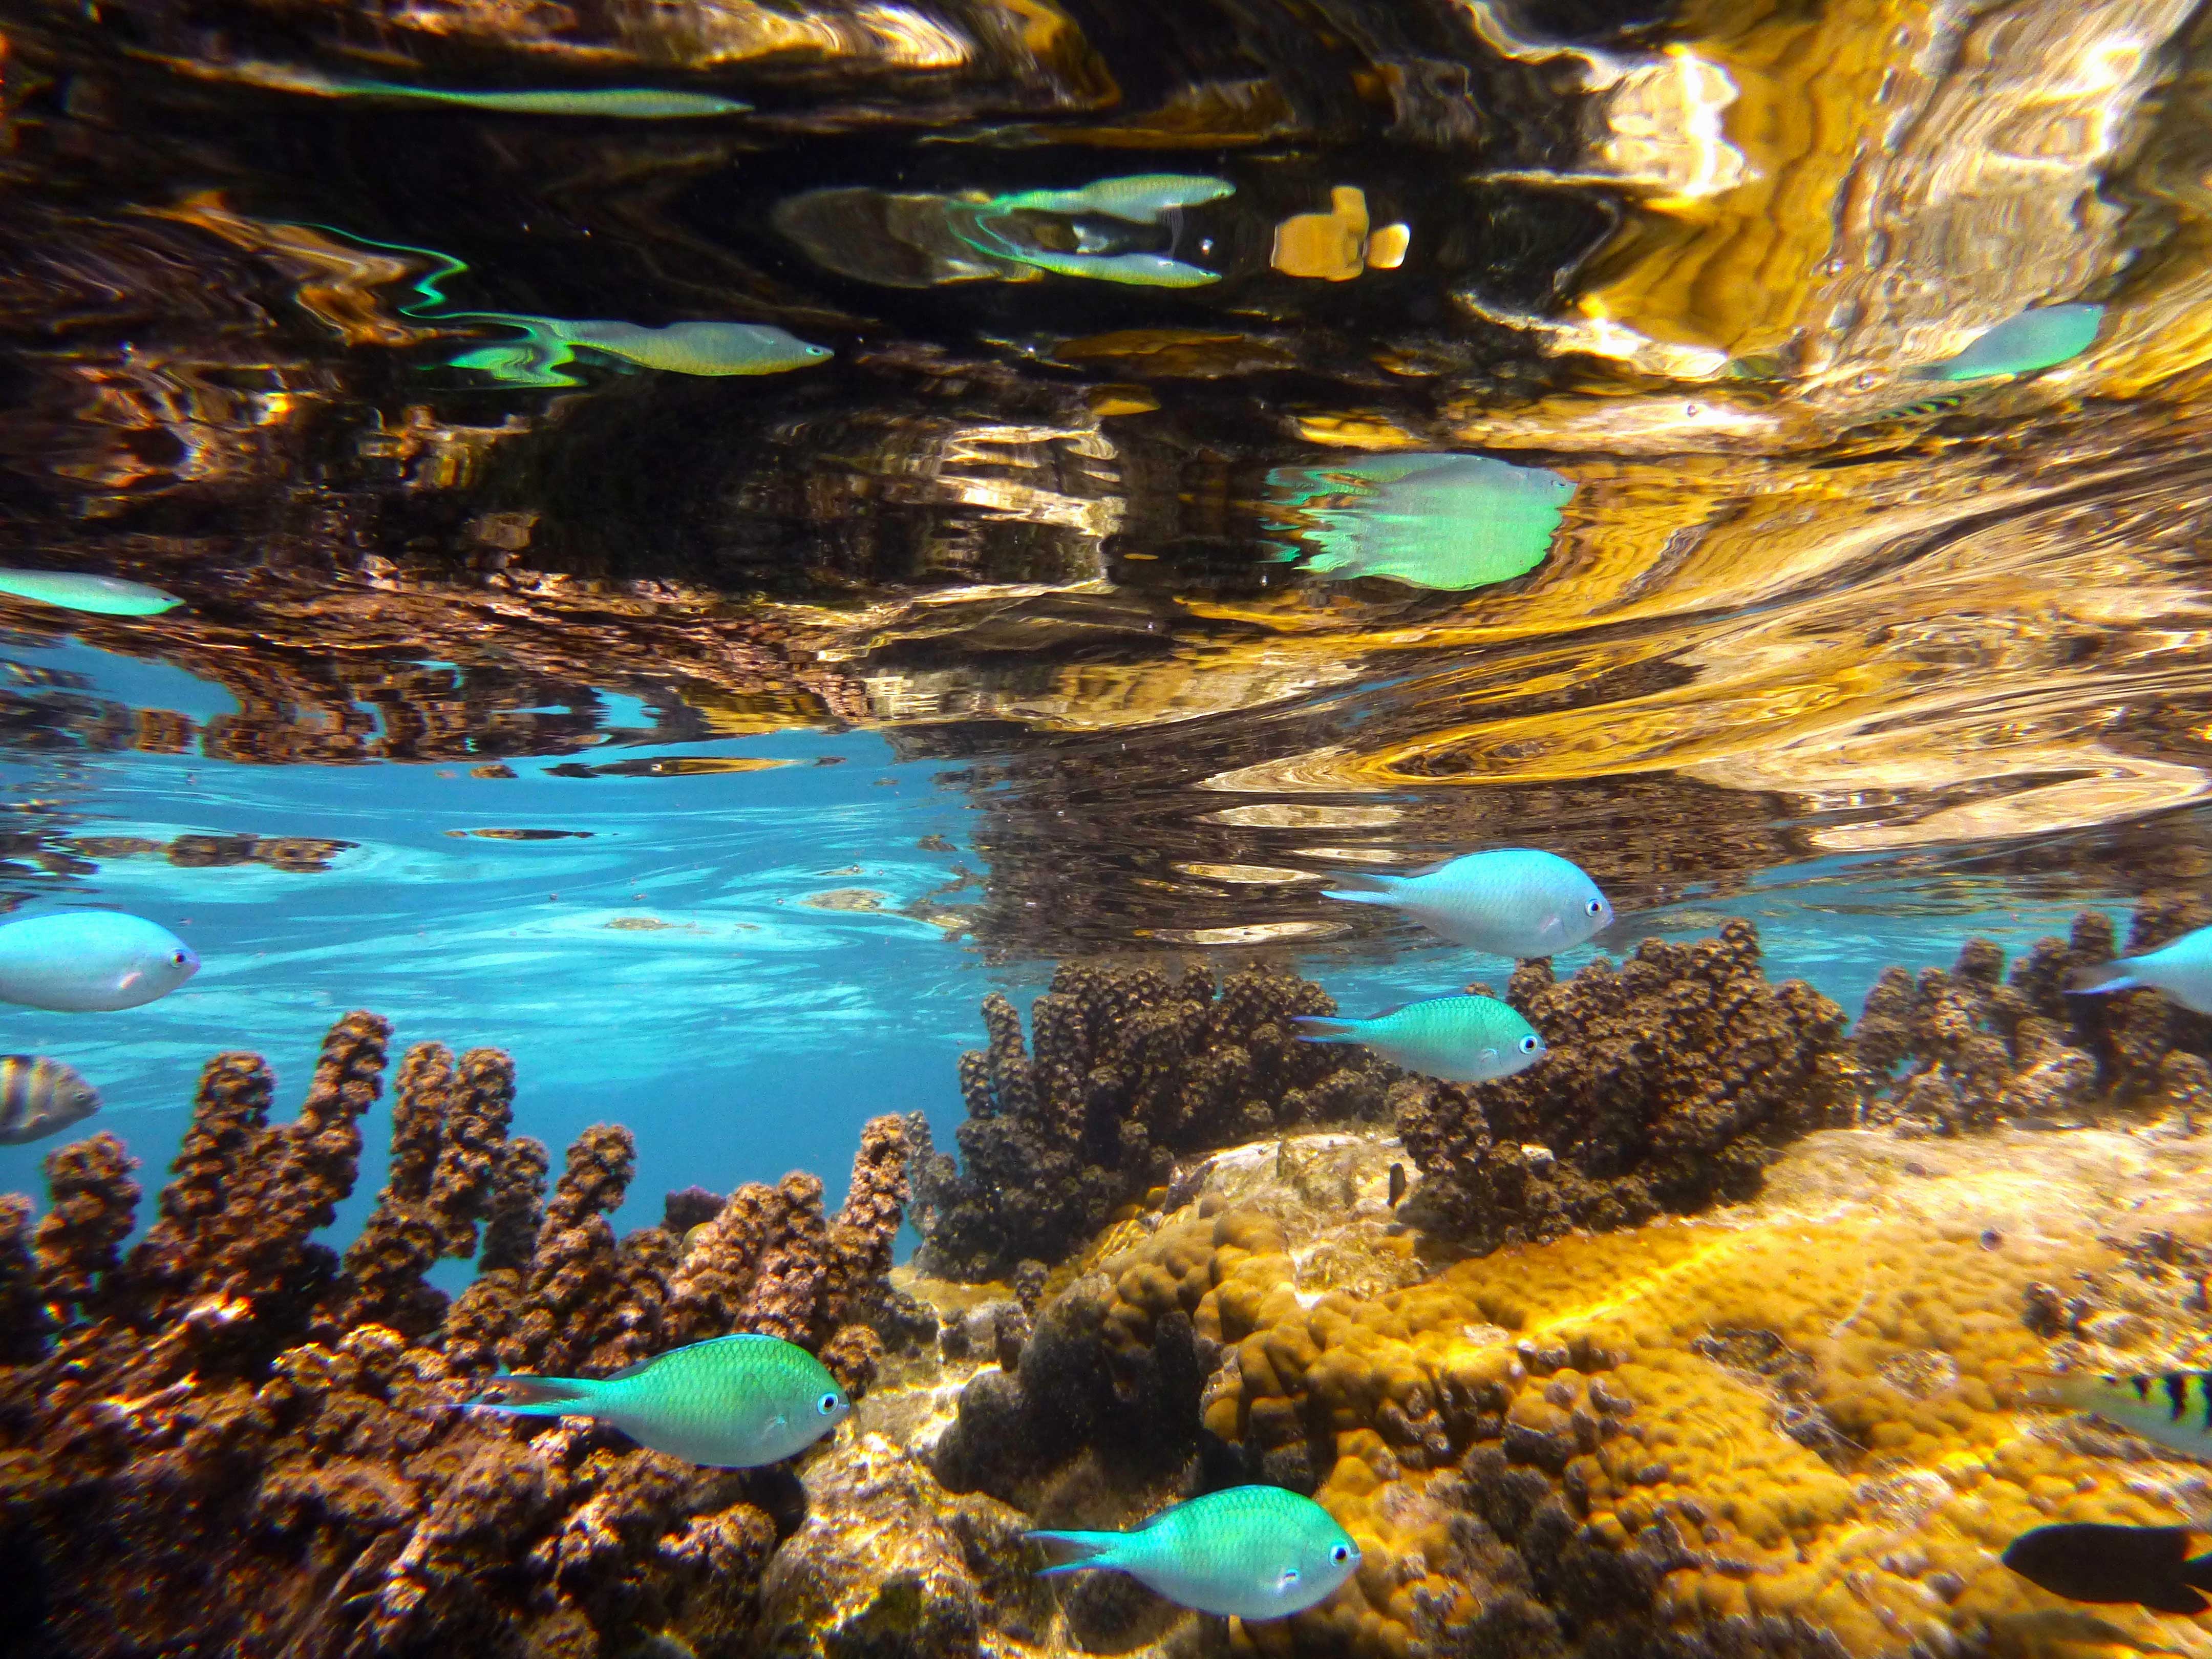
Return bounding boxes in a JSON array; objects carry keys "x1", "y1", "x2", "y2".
[
  {"x1": 2046, "y1": 1370, "x2": 2212, "y2": 1462},
  {"x1": 1005, "y1": 249, "x2": 1220, "y2": 287},
  {"x1": 993, "y1": 175, "x2": 1235, "y2": 225},
  {"x1": 1028, "y1": 1485, "x2": 1360, "y2": 1620},
  {"x1": 0, "y1": 569, "x2": 180, "y2": 616},
  {"x1": 1916, "y1": 302, "x2": 2104, "y2": 380},
  {"x1": 1323, "y1": 848, "x2": 1612, "y2": 958},
  {"x1": 1294, "y1": 994, "x2": 1544, "y2": 1083},
  {"x1": 126, "y1": 50, "x2": 748, "y2": 117},
  {"x1": 326, "y1": 77, "x2": 749, "y2": 117},
  {"x1": 0, "y1": 1056, "x2": 101, "y2": 1146},
  {"x1": 466, "y1": 1333, "x2": 849, "y2": 1467},
  {"x1": 0, "y1": 912, "x2": 199, "y2": 1012},
  {"x1": 2069, "y1": 923, "x2": 2212, "y2": 1013},
  {"x1": 452, "y1": 317, "x2": 831, "y2": 386},
  {"x1": 1270, "y1": 453, "x2": 1574, "y2": 590}
]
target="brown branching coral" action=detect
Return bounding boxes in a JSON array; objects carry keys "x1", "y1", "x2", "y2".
[
  {"x1": 914, "y1": 959, "x2": 1392, "y2": 1277},
  {"x1": 32, "y1": 1131, "x2": 140, "y2": 1325},
  {"x1": 665, "y1": 1114, "x2": 913, "y2": 1356},
  {"x1": 326, "y1": 1043, "x2": 517, "y2": 1338},
  {"x1": 0, "y1": 1013, "x2": 913, "y2": 1659},
  {"x1": 0, "y1": 1194, "x2": 43, "y2": 1364},
  {"x1": 1858, "y1": 897, "x2": 2212, "y2": 1134},
  {"x1": 1395, "y1": 921, "x2": 1857, "y2": 1251}
]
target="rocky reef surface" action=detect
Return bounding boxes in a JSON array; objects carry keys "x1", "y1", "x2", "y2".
[{"x1": 14, "y1": 910, "x2": 2212, "y2": 1657}]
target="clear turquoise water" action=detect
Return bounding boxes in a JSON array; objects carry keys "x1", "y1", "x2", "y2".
[{"x1": 0, "y1": 630, "x2": 2121, "y2": 1240}]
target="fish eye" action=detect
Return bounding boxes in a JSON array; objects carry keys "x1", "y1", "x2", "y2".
[
  {"x1": 1585, "y1": 898, "x2": 1604, "y2": 916},
  {"x1": 1331, "y1": 1544, "x2": 1351, "y2": 1563},
  {"x1": 1518, "y1": 1034, "x2": 1540, "y2": 1054},
  {"x1": 818, "y1": 1391, "x2": 841, "y2": 1415},
  {"x1": 170, "y1": 949, "x2": 190, "y2": 967}
]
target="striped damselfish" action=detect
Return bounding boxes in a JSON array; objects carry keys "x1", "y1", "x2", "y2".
[
  {"x1": 466, "y1": 1332, "x2": 849, "y2": 1467},
  {"x1": 2045, "y1": 1369, "x2": 2212, "y2": 1461},
  {"x1": 0, "y1": 1056, "x2": 102, "y2": 1146},
  {"x1": 1028, "y1": 1485, "x2": 1360, "y2": 1620}
]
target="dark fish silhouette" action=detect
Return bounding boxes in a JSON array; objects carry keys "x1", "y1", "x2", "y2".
[
  {"x1": 1388, "y1": 1163, "x2": 1407, "y2": 1207},
  {"x1": 2003, "y1": 1522, "x2": 2212, "y2": 1615}
]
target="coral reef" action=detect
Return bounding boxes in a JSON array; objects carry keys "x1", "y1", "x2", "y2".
[
  {"x1": 1394, "y1": 921, "x2": 1858, "y2": 1251},
  {"x1": 916, "y1": 1120, "x2": 2212, "y2": 1659},
  {"x1": 0, "y1": 1012, "x2": 915, "y2": 1659},
  {"x1": 1857, "y1": 896, "x2": 2212, "y2": 1135},
  {"x1": 912, "y1": 959, "x2": 1394, "y2": 1278}
]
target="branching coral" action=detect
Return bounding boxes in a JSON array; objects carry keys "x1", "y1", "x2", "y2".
[
  {"x1": 1859, "y1": 897, "x2": 2212, "y2": 1135},
  {"x1": 1395, "y1": 921, "x2": 1857, "y2": 1251},
  {"x1": 914, "y1": 959, "x2": 1393, "y2": 1278},
  {"x1": 0, "y1": 1013, "x2": 915, "y2": 1659}
]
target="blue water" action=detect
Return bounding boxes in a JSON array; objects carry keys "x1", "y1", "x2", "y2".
[
  {"x1": 0, "y1": 635, "x2": 1052, "y2": 1241},
  {"x1": 0, "y1": 633, "x2": 2121, "y2": 1242}
]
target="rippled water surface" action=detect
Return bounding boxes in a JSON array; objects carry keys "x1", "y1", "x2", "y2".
[{"x1": 11, "y1": 0, "x2": 2212, "y2": 1648}]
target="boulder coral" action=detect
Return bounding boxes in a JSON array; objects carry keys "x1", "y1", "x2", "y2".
[
  {"x1": 1394, "y1": 921, "x2": 1859, "y2": 1251},
  {"x1": 1184, "y1": 1124, "x2": 2212, "y2": 1659},
  {"x1": 0, "y1": 1011, "x2": 916, "y2": 1659},
  {"x1": 912, "y1": 959, "x2": 1394, "y2": 1279}
]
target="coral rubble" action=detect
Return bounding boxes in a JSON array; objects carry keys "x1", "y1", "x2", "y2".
[
  {"x1": 1395, "y1": 920, "x2": 1859, "y2": 1251},
  {"x1": 0, "y1": 1012, "x2": 914, "y2": 1659},
  {"x1": 912, "y1": 959, "x2": 1393, "y2": 1278}
]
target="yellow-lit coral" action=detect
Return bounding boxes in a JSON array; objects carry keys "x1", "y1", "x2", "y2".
[{"x1": 1190, "y1": 1125, "x2": 2212, "y2": 1658}]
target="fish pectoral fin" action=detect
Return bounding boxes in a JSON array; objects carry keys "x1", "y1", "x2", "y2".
[
  {"x1": 768, "y1": 1414, "x2": 788, "y2": 1431},
  {"x1": 1480, "y1": 1048, "x2": 1498, "y2": 1064}
]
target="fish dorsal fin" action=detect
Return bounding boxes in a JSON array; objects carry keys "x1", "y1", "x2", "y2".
[
  {"x1": 1364, "y1": 1001, "x2": 1412, "y2": 1022},
  {"x1": 600, "y1": 1356, "x2": 655, "y2": 1381}
]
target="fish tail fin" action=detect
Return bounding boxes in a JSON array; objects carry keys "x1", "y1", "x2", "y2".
[
  {"x1": 1026, "y1": 1529, "x2": 1126, "y2": 1575},
  {"x1": 1321, "y1": 875, "x2": 1404, "y2": 903},
  {"x1": 2178, "y1": 1548, "x2": 2212, "y2": 1597},
  {"x1": 2068, "y1": 960, "x2": 2142, "y2": 996},
  {"x1": 465, "y1": 1374, "x2": 603, "y2": 1418},
  {"x1": 1293, "y1": 1016, "x2": 1363, "y2": 1044}
]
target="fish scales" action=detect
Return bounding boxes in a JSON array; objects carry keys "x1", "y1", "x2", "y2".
[{"x1": 0, "y1": 1055, "x2": 102, "y2": 1145}]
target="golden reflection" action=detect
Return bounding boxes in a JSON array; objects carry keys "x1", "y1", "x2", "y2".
[{"x1": 1269, "y1": 187, "x2": 1413, "y2": 282}]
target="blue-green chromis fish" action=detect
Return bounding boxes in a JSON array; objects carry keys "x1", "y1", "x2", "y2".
[
  {"x1": 466, "y1": 1333, "x2": 849, "y2": 1467},
  {"x1": 1916, "y1": 302, "x2": 2103, "y2": 380},
  {"x1": 2069, "y1": 923, "x2": 2212, "y2": 1013},
  {"x1": 1295, "y1": 994, "x2": 1544, "y2": 1083},
  {"x1": 452, "y1": 318, "x2": 832, "y2": 386},
  {"x1": 1323, "y1": 848, "x2": 1612, "y2": 958},
  {"x1": 0, "y1": 1056, "x2": 102, "y2": 1146},
  {"x1": 1005, "y1": 250, "x2": 1220, "y2": 287},
  {"x1": 1028, "y1": 1485, "x2": 1360, "y2": 1620},
  {"x1": 0, "y1": 569, "x2": 181, "y2": 616},
  {"x1": 350, "y1": 81, "x2": 750, "y2": 117},
  {"x1": 1269, "y1": 452, "x2": 1574, "y2": 590},
  {"x1": 993, "y1": 175, "x2": 1235, "y2": 225},
  {"x1": 2043, "y1": 1370, "x2": 2212, "y2": 1462},
  {"x1": 0, "y1": 912, "x2": 199, "y2": 1012},
  {"x1": 125, "y1": 50, "x2": 750, "y2": 117}
]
